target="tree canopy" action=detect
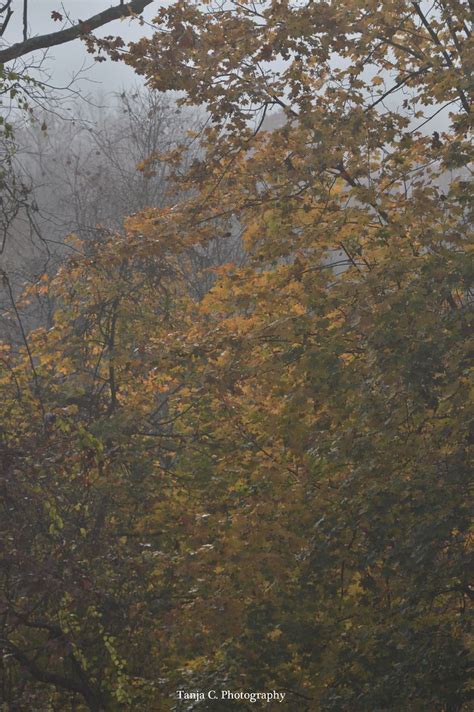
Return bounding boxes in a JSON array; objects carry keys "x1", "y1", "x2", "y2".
[{"x1": 0, "y1": 1, "x2": 472, "y2": 710}]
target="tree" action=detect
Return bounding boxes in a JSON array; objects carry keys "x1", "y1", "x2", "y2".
[
  {"x1": 0, "y1": 87, "x2": 239, "y2": 344},
  {"x1": 0, "y1": 1, "x2": 155, "y2": 346},
  {"x1": 1, "y1": 0, "x2": 472, "y2": 710}
]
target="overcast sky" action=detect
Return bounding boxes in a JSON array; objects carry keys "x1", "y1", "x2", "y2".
[
  {"x1": 2, "y1": 1, "x2": 160, "y2": 96},
  {"x1": 1, "y1": 1, "x2": 452, "y2": 129}
]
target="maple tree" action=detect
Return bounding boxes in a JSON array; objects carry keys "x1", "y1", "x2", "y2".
[{"x1": 1, "y1": 0, "x2": 472, "y2": 710}]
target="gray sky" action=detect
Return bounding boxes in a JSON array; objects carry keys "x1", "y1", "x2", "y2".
[
  {"x1": 2, "y1": 1, "x2": 159, "y2": 94},
  {"x1": 1, "y1": 1, "x2": 452, "y2": 129}
]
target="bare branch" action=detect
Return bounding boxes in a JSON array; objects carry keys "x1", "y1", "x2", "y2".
[
  {"x1": 0, "y1": 0, "x2": 13, "y2": 38},
  {"x1": 0, "y1": 269, "x2": 44, "y2": 414},
  {"x1": 22, "y1": 0, "x2": 27, "y2": 42},
  {"x1": 0, "y1": 0, "x2": 153, "y2": 64}
]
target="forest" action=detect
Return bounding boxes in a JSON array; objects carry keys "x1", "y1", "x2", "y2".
[{"x1": 0, "y1": 0, "x2": 472, "y2": 710}]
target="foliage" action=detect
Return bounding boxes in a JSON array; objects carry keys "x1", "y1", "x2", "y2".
[{"x1": 0, "y1": 1, "x2": 472, "y2": 710}]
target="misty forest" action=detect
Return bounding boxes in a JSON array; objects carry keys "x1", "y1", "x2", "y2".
[{"x1": 0, "y1": 0, "x2": 472, "y2": 710}]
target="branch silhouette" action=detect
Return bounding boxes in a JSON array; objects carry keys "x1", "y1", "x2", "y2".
[{"x1": 0, "y1": 0, "x2": 153, "y2": 64}]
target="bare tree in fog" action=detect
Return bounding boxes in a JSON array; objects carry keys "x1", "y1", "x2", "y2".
[{"x1": 0, "y1": 87, "x2": 245, "y2": 339}]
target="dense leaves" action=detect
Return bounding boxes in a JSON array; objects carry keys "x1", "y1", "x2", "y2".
[{"x1": 1, "y1": 1, "x2": 472, "y2": 710}]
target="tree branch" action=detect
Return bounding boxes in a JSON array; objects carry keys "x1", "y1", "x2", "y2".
[
  {"x1": 1, "y1": 638, "x2": 105, "y2": 711},
  {"x1": 0, "y1": 269, "x2": 44, "y2": 415},
  {"x1": 22, "y1": 0, "x2": 27, "y2": 42},
  {"x1": 411, "y1": 1, "x2": 470, "y2": 114},
  {"x1": 0, "y1": 0, "x2": 13, "y2": 38},
  {"x1": 0, "y1": 0, "x2": 153, "y2": 64}
]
